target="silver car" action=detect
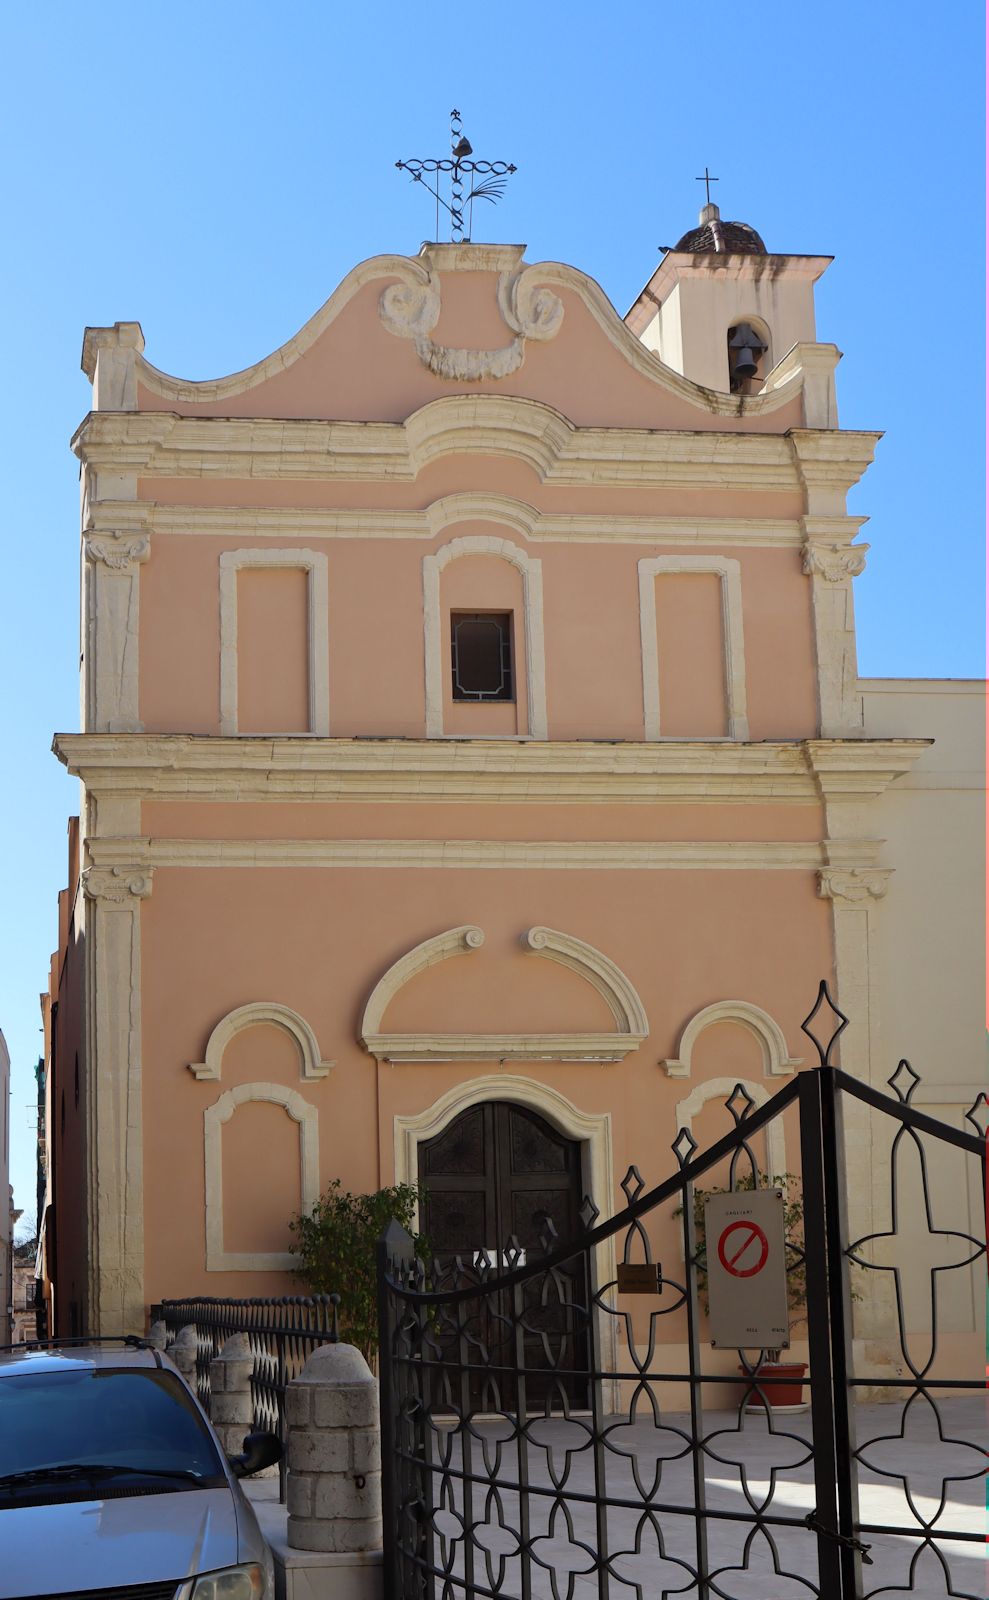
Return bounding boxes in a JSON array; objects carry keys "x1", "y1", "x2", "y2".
[{"x1": 0, "y1": 1338, "x2": 282, "y2": 1600}]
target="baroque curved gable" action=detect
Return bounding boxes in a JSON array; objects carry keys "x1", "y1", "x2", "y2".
[{"x1": 122, "y1": 244, "x2": 812, "y2": 428}]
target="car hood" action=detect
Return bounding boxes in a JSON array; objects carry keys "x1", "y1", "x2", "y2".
[{"x1": 1, "y1": 1487, "x2": 241, "y2": 1596}]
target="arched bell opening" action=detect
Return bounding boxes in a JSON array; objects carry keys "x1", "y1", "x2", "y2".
[{"x1": 727, "y1": 316, "x2": 772, "y2": 392}]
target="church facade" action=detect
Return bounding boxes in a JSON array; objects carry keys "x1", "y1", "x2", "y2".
[{"x1": 41, "y1": 204, "x2": 984, "y2": 1386}]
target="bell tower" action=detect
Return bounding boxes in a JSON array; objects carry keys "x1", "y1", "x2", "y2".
[{"x1": 625, "y1": 196, "x2": 832, "y2": 396}]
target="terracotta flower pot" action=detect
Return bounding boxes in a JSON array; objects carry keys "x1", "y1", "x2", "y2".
[{"x1": 740, "y1": 1361, "x2": 808, "y2": 1409}]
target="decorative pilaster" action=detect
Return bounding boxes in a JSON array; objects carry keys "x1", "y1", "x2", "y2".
[
  {"x1": 81, "y1": 864, "x2": 153, "y2": 1335},
  {"x1": 815, "y1": 860, "x2": 896, "y2": 1356},
  {"x1": 83, "y1": 528, "x2": 151, "y2": 733},
  {"x1": 801, "y1": 519, "x2": 869, "y2": 737}
]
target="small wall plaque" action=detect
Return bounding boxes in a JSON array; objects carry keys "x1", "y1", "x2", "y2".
[{"x1": 617, "y1": 1262, "x2": 663, "y2": 1295}]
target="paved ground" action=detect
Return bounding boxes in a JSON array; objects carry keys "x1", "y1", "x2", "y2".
[{"x1": 250, "y1": 1396, "x2": 987, "y2": 1597}]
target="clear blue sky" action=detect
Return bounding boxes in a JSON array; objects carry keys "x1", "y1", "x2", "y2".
[{"x1": 0, "y1": 2, "x2": 983, "y2": 1230}]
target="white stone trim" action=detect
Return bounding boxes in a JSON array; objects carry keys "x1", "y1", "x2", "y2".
[
  {"x1": 638, "y1": 555, "x2": 749, "y2": 741},
  {"x1": 218, "y1": 549, "x2": 329, "y2": 736},
  {"x1": 76, "y1": 403, "x2": 880, "y2": 491},
  {"x1": 393, "y1": 1074, "x2": 619, "y2": 1387},
  {"x1": 523, "y1": 927, "x2": 648, "y2": 1036},
  {"x1": 57, "y1": 733, "x2": 930, "y2": 808},
  {"x1": 422, "y1": 534, "x2": 547, "y2": 739},
  {"x1": 361, "y1": 923, "x2": 647, "y2": 1063},
  {"x1": 675, "y1": 1078, "x2": 787, "y2": 1179},
  {"x1": 79, "y1": 863, "x2": 151, "y2": 1333},
  {"x1": 204, "y1": 1081, "x2": 319, "y2": 1273},
  {"x1": 93, "y1": 838, "x2": 826, "y2": 873},
  {"x1": 83, "y1": 527, "x2": 151, "y2": 733},
  {"x1": 115, "y1": 497, "x2": 805, "y2": 550},
  {"x1": 801, "y1": 517, "x2": 869, "y2": 736},
  {"x1": 661, "y1": 1001, "x2": 802, "y2": 1079},
  {"x1": 188, "y1": 1002, "x2": 334, "y2": 1082},
  {"x1": 361, "y1": 926, "x2": 485, "y2": 1037}
]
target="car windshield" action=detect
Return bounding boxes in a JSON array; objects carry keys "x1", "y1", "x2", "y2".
[{"x1": 0, "y1": 1366, "x2": 225, "y2": 1486}]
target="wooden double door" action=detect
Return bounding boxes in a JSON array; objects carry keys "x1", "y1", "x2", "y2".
[{"x1": 418, "y1": 1101, "x2": 591, "y2": 1409}]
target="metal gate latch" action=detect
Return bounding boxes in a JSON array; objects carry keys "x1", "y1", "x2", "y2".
[{"x1": 803, "y1": 1512, "x2": 873, "y2": 1564}]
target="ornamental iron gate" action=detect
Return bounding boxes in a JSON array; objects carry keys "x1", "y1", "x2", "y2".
[{"x1": 376, "y1": 985, "x2": 988, "y2": 1599}]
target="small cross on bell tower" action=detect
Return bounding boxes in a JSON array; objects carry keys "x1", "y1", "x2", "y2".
[{"x1": 396, "y1": 110, "x2": 517, "y2": 243}]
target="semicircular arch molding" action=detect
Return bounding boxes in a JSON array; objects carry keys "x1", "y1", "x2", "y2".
[
  {"x1": 360, "y1": 924, "x2": 648, "y2": 1064},
  {"x1": 424, "y1": 493, "x2": 540, "y2": 543},
  {"x1": 188, "y1": 1002, "x2": 334, "y2": 1082},
  {"x1": 661, "y1": 1001, "x2": 801, "y2": 1079}
]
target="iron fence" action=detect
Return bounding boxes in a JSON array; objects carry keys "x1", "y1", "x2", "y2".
[
  {"x1": 376, "y1": 984, "x2": 989, "y2": 1600},
  {"x1": 150, "y1": 1293, "x2": 340, "y2": 1499}
]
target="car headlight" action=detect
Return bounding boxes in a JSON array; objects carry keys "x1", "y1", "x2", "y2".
[{"x1": 190, "y1": 1566, "x2": 265, "y2": 1600}]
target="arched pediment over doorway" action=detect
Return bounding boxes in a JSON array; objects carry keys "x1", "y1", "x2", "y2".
[{"x1": 359, "y1": 924, "x2": 648, "y2": 1064}]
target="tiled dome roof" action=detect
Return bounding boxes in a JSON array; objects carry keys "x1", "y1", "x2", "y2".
[{"x1": 674, "y1": 206, "x2": 766, "y2": 255}]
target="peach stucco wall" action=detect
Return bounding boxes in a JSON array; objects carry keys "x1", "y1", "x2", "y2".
[
  {"x1": 137, "y1": 527, "x2": 817, "y2": 741},
  {"x1": 142, "y1": 801, "x2": 826, "y2": 844},
  {"x1": 136, "y1": 274, "x2": 804, "y2": 434},
  {"x1": 139, "y1": 862, "x2": 833, "y2": 1301}
]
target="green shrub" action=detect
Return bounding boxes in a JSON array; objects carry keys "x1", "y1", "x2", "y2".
[{"x1": 289, "y1": 1179, "x2": 427, "y2": 1363}]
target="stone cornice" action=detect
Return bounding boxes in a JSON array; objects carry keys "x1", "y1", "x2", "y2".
[
  {"x1": 71, "y1": 401, "x2": 879, "y2": 492},
  {"x1": 89, "y1": 836, "x2": 825, "y2": 871},
  {"x1": 788, "y1": 429, "x2": 882, "y2": 514},
  {"x1": 804, "y1": 738, "x2": 931, "y2": 799},
  {"x1": 89, "y1": 497, "x2": 804, "y2": 549},
  {"x1": 54, "y1": 733, "x2": 932, "y2": 808}
]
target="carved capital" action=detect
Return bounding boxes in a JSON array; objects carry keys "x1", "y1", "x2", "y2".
[
  {"x1": 82, "y1": 865, "x2": 154, "y2": 904},
  {"x1": 817, "y1": 867, "x2": 891, "y2": 905},
  {"x1": 84, "y1": 532, "x2": 151, "y2": 571},
  {"x1": 802, "y1": 539, "x2": 868, "y2": 583},
  {"x1": 380, "y1": 263, "x2": 563, "y2": 382}
]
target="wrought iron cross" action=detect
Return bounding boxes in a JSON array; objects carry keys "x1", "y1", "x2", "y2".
[
  {"x1": 695, "y1": 166, "x2": 719, "y2": 205},
  {"x1": 396, "y1": 109, "x2": 517, "y2": 243}
]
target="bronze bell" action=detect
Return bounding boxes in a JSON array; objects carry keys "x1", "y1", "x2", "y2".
[{"x1": 728, "y1": 323, "x2": 767, "y2": 384}]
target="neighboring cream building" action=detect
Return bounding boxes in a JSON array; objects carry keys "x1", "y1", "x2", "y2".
[{"x1": 39, "y1": 200, "x2": 984, "y2": 1386}]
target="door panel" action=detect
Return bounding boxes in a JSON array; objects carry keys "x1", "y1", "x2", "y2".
[{"x1": 419, "y1": 1102, "x2": 590, "y2": 1409}]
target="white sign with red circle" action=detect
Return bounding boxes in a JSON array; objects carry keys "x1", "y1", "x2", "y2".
[
  {"x1": 704, "y1": 1190, "x2": 790, "y2": 1351},
  {"x1": 717, "y1": 1219, "x2": 769, "y2": 1278}
]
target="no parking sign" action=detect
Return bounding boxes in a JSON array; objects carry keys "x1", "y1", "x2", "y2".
[{"x1": 704, "y1": 1189, "x2": 790, "y2": 1350}]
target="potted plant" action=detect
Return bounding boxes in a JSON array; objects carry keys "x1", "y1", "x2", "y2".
[
  {"x1": 676, "y1": 1171, "x2": 809, "y2": 1409},
  {"x1": 289, "y1": 1179, "x2": 428, "y2": 1365}
]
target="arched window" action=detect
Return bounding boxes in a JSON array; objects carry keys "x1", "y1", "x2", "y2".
[{"x1": 422, "y1": 534, "x2": 547, "y2": 738}]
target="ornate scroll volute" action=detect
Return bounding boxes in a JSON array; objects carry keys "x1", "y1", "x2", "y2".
[
  {"x1": 498, "y1": 267, "x2": 565, "y2": 344},
  {"x1": 378, "y1": 269, "x2": 442, "y2": 343},
  {"x1": 379, "y1": 258, "x2": 563, "y2": 381}
]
